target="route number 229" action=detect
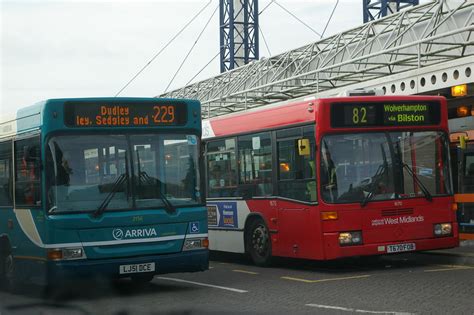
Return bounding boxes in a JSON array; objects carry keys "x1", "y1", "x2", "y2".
[{"x1": 153, "y1": 105, "x2": 175, "y2": 123}]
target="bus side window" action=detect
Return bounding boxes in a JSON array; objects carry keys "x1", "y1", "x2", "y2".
[
  {"x1": 206, "y1": 139, "x2": 237, "y2": 198},
  {"x1": 0, "y1": 140, "x2": 13, "y2": 207},
  {"x1": 15, "y1": 136, "x2": 41, "y2": 207},
  {"x1": 277, "y1": 126, "x2": 317, "y2": 202},
  {"x1": 238, "y1": 132, "x2": 273, "y2": 198}
]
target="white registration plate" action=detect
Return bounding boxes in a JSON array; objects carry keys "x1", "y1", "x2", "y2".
[
  {"x1": 387, "y1": 243, "x2": 416, "y2": 253},
  {"x1": 119, "y1": 262, "x2": 155, "y2": 275}
]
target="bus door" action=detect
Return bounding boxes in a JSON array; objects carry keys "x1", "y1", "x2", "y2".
[
  {"x1": 275, "y1": 127, "x2": 316, "y2": 258},
  {"x1": 456, "y1": 144, "x2": 474, "y2": 233}
]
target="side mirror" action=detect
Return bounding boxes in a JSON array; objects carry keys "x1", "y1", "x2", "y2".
[{"x1": 298, "y1": 139, "x2": 310, "y2": 156}]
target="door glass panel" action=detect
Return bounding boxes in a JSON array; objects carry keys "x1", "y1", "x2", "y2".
[{"x1": 238, "y1": 132, "x2": 272, "y2": 197}]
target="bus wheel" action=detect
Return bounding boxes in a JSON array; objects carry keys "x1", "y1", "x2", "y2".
[
  {"x1": 246, "y1": 219, "x2": 272, "y2": 266},
  {"x1": 131, "y1": 274, "x2": 154, "y2": 285},
  {"x1": 3, "y1": 253, "x2": 19, "y2": 292},
  {"x1": 0, "y1": 253, "x2": 6, "y2": 290}
]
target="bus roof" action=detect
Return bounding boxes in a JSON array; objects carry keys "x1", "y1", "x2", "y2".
[
  {"x1": 0, "y1": 97, "x2": 200, "y2": 139},
  {"x1": 203, "y1": 95, "x2": 447, "y2": 139}
]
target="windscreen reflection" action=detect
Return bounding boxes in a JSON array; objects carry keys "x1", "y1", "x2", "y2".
[
  {"x1": 320, "y1": 131, "x2": 451, "y2": 204},
  {"x1": 46, "y1": 134, "x2": 201, "y2": 213}
]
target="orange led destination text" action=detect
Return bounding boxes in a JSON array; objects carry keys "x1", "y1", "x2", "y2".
[{"x1": 74, "y1": 105, "x2": 176, "y2": 127}]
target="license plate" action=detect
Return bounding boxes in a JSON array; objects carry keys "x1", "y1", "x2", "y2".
[
  {"x1": 119, "y1": 262, "x2": 155, "y2": 275},
  {"x1": 386, "y1": 243, "x2": 416, "y2": 253}
]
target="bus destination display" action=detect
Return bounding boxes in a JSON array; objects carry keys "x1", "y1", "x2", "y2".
[
  {"x1": 64, "y1": 102, "x2": 187, "y2": 127},
  {"x1": 331, "y1": 101, "x2": 440, "y2": 128}
]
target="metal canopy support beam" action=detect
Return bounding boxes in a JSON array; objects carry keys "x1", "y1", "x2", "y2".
[
  {"x1": 220, "y1": 0, "x2": 259, "y2": 73},
  {"x1": 161, "y1": 1, "x2": 473, "y2": 119},
  {"x1": 363, "y1": 0, "x2": 420, "y2": 23}
]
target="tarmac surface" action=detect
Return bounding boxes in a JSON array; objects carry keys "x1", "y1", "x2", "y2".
[
  {"x1": 1, "y1": 241, "x2": 473, "y2": 315},
  {"x1": 416, "y1": 239, "x2": 474, "y2": 265}
]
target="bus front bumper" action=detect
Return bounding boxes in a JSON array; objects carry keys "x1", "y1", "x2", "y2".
[
  {"x1": 323, "y1": 233, "x2": 459, "y2": 260},
  {"x1": 45, "y1": 249, "x2": 209, "y2": 283}
]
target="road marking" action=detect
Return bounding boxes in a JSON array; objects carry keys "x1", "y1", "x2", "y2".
[
  {"x1": 282, "y1": 275, "x2": 370, "y2": 283},
  {"x1": 232, "y1": 269, "x2": 259, "y2": 275},
  {"x1": 424, "y1": 266, "x2": 474, "y2": 272},
  {"x1": 434, "y1": 264, "x2": 474, "y2": 268},
  {"x1": 306, "y1": 304, "x2": 414, "y2": 314},
  {"x1": 156, "y1": 277, "x2": 248, "y2": 293}
]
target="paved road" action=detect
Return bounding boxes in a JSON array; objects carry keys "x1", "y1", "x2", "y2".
[{"x1": 1, "y1": 252, "x2": 473, "y2": 315}]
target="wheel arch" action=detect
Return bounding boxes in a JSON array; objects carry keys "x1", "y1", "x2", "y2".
[{"x1": 0, "y1": 234, "x2": 12, "y2": 257}]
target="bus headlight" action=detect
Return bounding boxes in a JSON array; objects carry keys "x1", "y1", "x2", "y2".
[
  {"x1": 47, "y1": 247, "x2": 86, "y2": 261},
  {"x1": 433, "y1": 223, "x2": 452, "y2": 237},
  {"x1": 183, "y1": 238, "x2": 209, "y2": 251},
  {"x1": 338, "y1": 231, "x2": 362, "y2": 246}
]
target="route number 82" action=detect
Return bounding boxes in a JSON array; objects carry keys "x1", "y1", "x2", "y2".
[{"x1": 352, "y1": 107, "x2": 367, "y2": 124}]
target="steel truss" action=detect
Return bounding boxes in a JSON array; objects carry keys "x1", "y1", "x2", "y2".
[
  {"x1": 220, "y1": 0, "x2": 259, "y2": 73},
  {"x1": 160, "y1": 0, "x2": 473, "y2": 119},
  {"x1": 363, "y1": 0, "x2": 420, "y2": 23}
]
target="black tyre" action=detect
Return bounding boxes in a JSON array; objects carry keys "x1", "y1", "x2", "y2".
[
  {"x1": 0, "y1": 251, "x2": 6, "y2": 291},
  {"x1": 246, "y1": 218, "x2": 272, "y2": 266},
  {"x1": 3, "y1": 253, "x2": 22, "y2": 293}
]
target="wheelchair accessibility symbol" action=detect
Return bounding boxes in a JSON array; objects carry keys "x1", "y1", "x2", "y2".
[{"x1": 190, "y1": 222, "x2": 200, "y2": 234}]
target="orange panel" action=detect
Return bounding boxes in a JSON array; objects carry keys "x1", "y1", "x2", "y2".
[
  {"x1": 454, "y1": 194, "x2": 474, "y2": 203},
  {"x1": 460, "y1": 233, "x2": 474, "y2": 240}
]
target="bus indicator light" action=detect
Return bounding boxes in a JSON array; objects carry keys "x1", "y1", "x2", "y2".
[
  {"x1": 457, "y1": 106, "x2": 470, "y2": 117},
  {"x1": 47, "y1": 247, "x2": 86, "y2": 261},
  {"x1": 451, "y1": 84, "x2": 467, "y2": 97},
  {"x1": 47, "y1": 249, "x2": 63, "y2": 261},
  {"x1": 452, "y1": 203, "x2": 458, "y2": 211},
  {"x1": 321, "y1": 211, "x2": 338, "y2": 220}
]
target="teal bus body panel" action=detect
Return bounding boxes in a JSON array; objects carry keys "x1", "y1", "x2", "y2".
[
  {"x1": 1, "y1": 97, "x2": 208, "y2": 285},
  {"x1": 0, "y1": 207, "x2": 48, "y2": 285},
  {"x1": 46, "y1": 208, "x2": 207, "y2": 260},
  {"x1": 0, "y1": 208, "x2": 47, "y2": 258}
]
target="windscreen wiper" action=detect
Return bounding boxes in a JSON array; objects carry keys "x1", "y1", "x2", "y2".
[
  {"x1": 360, "y1": 163, "x2": 387, "y2": 207},
  {"x1": 402, "y1": 163, "x2": 433, "y2": 201},
  {"x1": 92, "y1": 173, "x2": 128, "y2": 218},
  {"x1": 139, "y1": 171, "x2": 176, "y2": 214},
  {"x1": 361, "y1": 143, "x2": 390, "y2": 207}
]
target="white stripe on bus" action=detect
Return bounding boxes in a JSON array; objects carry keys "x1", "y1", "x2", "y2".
[
  {"x1": 14, "y1": 209, "x2": 45, "y2": 248},
  {"x1": 44, "y1": 235, "x2": 186, "y2": 248},
  {"x1": 185, "y1": 233, "x2": 208, "y2": 239}
]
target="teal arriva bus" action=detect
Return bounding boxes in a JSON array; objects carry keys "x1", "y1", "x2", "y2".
[{"x1": 0, "y1": 98, "x2": 208, "y2": 289}]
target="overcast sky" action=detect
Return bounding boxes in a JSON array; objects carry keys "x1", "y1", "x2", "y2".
[{"x1": 1, "y1": 0, "x2": 430, "y2": 118}]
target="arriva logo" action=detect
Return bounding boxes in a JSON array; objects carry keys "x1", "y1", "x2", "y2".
[{"x1": 112, "y1": 228, "x2": 158, "y2": 240}]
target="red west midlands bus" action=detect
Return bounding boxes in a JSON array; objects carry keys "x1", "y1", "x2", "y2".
[{"x1": 202, "y1": 95, "x2": 459, "y2": 266}]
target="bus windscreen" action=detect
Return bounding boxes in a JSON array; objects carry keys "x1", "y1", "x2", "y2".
[
  {"x1": 64, "y1": 101, "x2": 188, "y2": 127},
  {"x1": 331, "y1": 101, "x2": 441, "y2": 128}
]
